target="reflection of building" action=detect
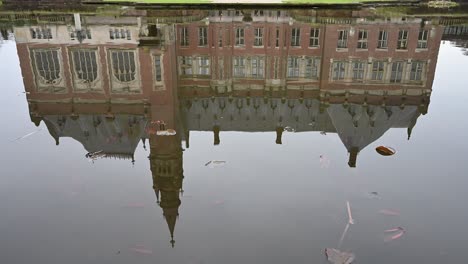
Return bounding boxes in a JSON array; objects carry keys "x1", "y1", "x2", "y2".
[{"x1": 15, "y1": 9, "x2": 440, "y2": 246}]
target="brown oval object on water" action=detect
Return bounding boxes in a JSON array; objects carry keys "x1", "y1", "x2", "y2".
[{"x1": 376, "y1": 146, "x2": 396, "y2": 156}]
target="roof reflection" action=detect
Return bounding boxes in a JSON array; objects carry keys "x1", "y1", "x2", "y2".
[{"x1": 7, "y1": 8, "x2": 447, "y2": 247}]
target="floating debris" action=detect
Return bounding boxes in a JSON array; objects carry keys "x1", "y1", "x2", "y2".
[
  {"x1": 379, "y1": 209, "x2": 400, "y2": 216},
  {"x1": 346, "y1": 201, "x2": 354, "y2": 225},
  {"x1": 376, "y1": 146, "x2": 396, "y2": 156},
  {"x1": 366, "y1": 191, "x2": 381, "y2": 200},
  {"x1": 320, "y1": 131, "x2": 327, "y2": 135},
  {"x1": 325, "y1": 248, "x2": 355, "y2": 264},
  {"x1": 338, "y1": 223, "x2": 351, "y2": 249},
  {"x1": 320, "y1": 155, "x2": 331, "y2": 168},
  {"x1": 205, "y1": 160, "x2": 227, "y2": 168},
  {"x1": 384, "y1": 227, "x2": 406, "y2": 242},
  {"x1": 284, "y1": 126, "x2": 295, "y2": 132},
  {"x1": 156, "y1": 129, "x2": 177, "y2": 136},
  {"x1": 11, "y1": 129, "x2": 42, "y2": 142}
]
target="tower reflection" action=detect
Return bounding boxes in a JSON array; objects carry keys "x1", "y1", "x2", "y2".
[{"x1": 10, "y1": 8, "x2": 442, "y2": 246}]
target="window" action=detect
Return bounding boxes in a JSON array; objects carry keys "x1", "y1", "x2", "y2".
[
  {"x1": 333, "y1": 62, "x2": 346, "y2": 80},
  {"x1": 377, "y1": 30, "x2": 388, "y2": 49},
  {"x1": 233, "y1": 57, "x2": 246, "y2": 77},
  {"x1": 235, "y1": 28, "x2": 245, "y2": 46},
  {"x1": 390, "y1": 62, "x2": 403, "y2": 83},
  {"x1": 251, "y1": 57, "x2": 264, "y2": 78},
  {"x1": 109, "y1": 28, "x2": 131, "y2": 40},
  {"x1": 32, "y1": 49, "x2": 61, "y2": 84},
  {"x1": 218, "y1": 29, "x2": 223, "y2": 47},
  {"x1": 31, "y1": 28, "x2": 53, "y2": 39},
  {"x1": 291, "y1": 28, "x2": 301, "y2": 47},
  {"x1": 287, "y1": 57, "x2": 300, "y2": 77},
  {"x1": 305, "y1": 58, "x2": 319, "y2": 79},
  {"x1": 357, "y1": 30, "x2": 368, "y2": 49},
  {"x1": 198, "y1": 57, "x2": 210, "y2": 75},
  {"x1": 198, "y1": 27, "x2": 207, "y2": 46},
  {"x1": 397, "y1": 30, "x2": 408, "y2": 50},
  {"x1": 254, "y1": 28, "x2": 263, "y2": 47},
  {"x1": 276, "y1": 28, "x2": 280, "y2": 47},
  {"x1": 180, "y1": 27, "x2": 189, "y2": 46},
  {"x1": 309, "y1": 28, "x2": 320, "y2": 47},
  {"x1": 337, "y1": 30, "x2": 348, "y2": 49},
  {"x1": 274, "y1": 57, "x2": 279, "y2": 79},
  {"x1": 417, "y1": 30, "x2": 428, "y2": 49},
  {"x1": 352, "y1": 61, "x2": 365, "y2": 80},
  {"x1": 180, "y1": 57, "x2": 193, "y2": 75},
  {"x1": 371, "y1": 61, "x2": 385, "y2": 80},
  {"x1": 155, "y1": 56, "x2": 162, "y2": 82},
  {"x1": 410, "y1": 62, "x2": 424, "y2": 81},
  {"x1": 72, "y1": 49, "x2": 98, "y2": 83},
  {"x1": 111, "y1": 50, "x2": 136, "y2": 83},
  {"x1": 254, "y1": 10, "x2": 264, "y2": 16}
]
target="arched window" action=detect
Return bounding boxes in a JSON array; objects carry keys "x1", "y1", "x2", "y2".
[
  {"x1": 111, "y1": 50, "x2": 136, "y2": 83},
  {"x1": 32, "y1": 49, "x2": 61, "y2": 84},
  {"x1": 72, "y1": 49, "x2": 98, "y2": 83}
]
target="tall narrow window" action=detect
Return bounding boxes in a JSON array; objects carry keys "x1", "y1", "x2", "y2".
[
  {"x1": 309, "y1": 28, "x2": 320, "y2": 47},
  {"x1": 233, "y1": 57, "x2": 246, "y2": 77},
  {"x1": 352, "y1": 61, "x2": 365, "y2": 80},
  {"x1": 198, "y1": 27, "x2": 208, "y2": 46},
  {"x1": 155, "y1": 56, "x2": 162, "y2": 82},
  {"x1": 390, "y1": 62, "x2": 403, "y2": 83},
  {"x1": 410, "y1": 61, "x2": 424, "y2": 81},
  {"x1": 180, "y1": 27, "x2": 189, "y2": 46},
  {"x1": 371, "y1": 61, "x2": 385, "y2": 80},
  {"x1": 305, "y1": 57, "x2": 319, "y2": 79},
  {"x1": 72, "y1": 49, "x2": 98, "y2": 83},
  {"x1": 180, "y1": 57, "x2": 193, "y2": 75},
  {"x1": 111, "y1": 50, "x2": 136, "y2": 83},
  {"x1": 274, "y1": 57, "x2": 279, "y2": 79},
  {"x1": 357, "y1": 30, "x2": 368, "y2": 49},
  {"x1": 287, "y1": 57, "x2": 300, "y2": 77},
  {"x1": 377, "y1": 30, "x2": 388, "y2": 49},
  {"x1": 397, "y1": 30, "x2": 408, "y2": 50},
  {"x1": 333, "y1": 62, "x2": 346, "y2": 80},
  {"x1": 417, "y1": 30, "x2": 428, "y2": 49},
  {"x1": 33, "y1": 49, "x2": 61, "y2": 84},
  {"x1": 251, "y1": 57, "x2": 264, "y2": 78},
  {"x1": 291, "y1": 28, "x2": 301, "y2": 47},
  {"x1": 337, "y1": 30, "x2": 348, "y2": 49},
  {"x1": 198, "y1": 57, "x2": 210, "y2": 75},
  {"x1": 276, "y1": 28, "x2": 280, "y2": 47},
  {"x1": 235, "y1": 28, "x2": 245, "y2": 46},
  {"x1": 218, "y1": 29, "x2": 223, "y2": 47},
  {"x1": 254, "y1": 28, "x2": 263, "y2": 47}
]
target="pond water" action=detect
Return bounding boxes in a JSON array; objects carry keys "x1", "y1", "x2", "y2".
[{"x1": 1, "y1": 7, "x2": 468, "y2": 264}]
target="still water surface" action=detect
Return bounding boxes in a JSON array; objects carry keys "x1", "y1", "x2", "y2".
[{"x1": 1, "y1": 8, "x2": 468, "y2": 264}]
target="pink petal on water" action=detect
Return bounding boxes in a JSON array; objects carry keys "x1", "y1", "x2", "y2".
[
  {"x1": 130, "y1": 247, "x2": 153, "y2": 255},
  {"x1": 384, "y1": 227, "x2": 405, "y2": 233},
  {"x1": 379, "y1": 209, "x2": 400, "y2": 216},
  {"x1": 385, "y1": 231, "x2": 405, "y2": 242}
]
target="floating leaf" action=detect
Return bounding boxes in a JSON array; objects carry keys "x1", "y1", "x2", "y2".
[
  {"x1": 205, "y1": 160, "x2": 226, "y2": 168},
  {"x1": 376, "y1": 146, "x2": 396, "y2": 156},
  {"x1": 325, "y1": 248, "x2": 355, "y2": 264}
]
